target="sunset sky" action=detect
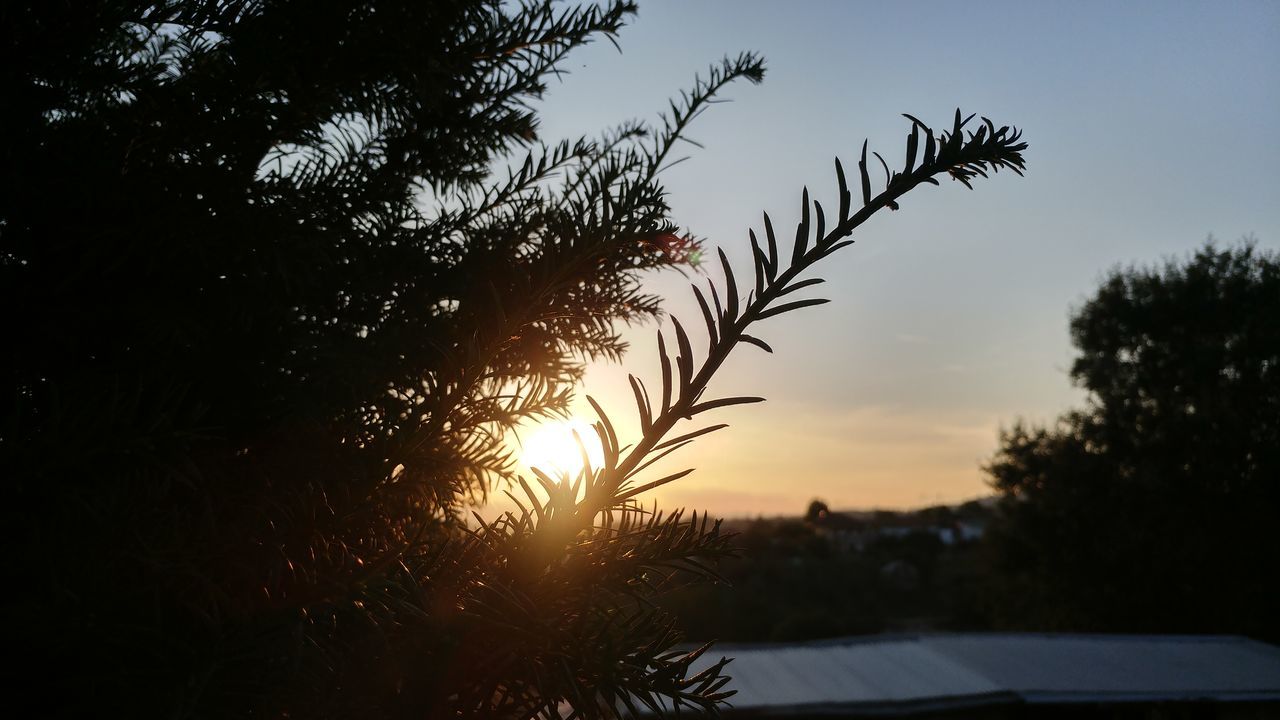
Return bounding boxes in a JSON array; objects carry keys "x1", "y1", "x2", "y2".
[{"x1": 501, "y1": 0, "x2": 1280, "y2": 515}]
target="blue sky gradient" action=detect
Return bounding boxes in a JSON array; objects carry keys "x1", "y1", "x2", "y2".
[{"x1": 510, "y1": 0, "x2": 1280, "y2": 514}]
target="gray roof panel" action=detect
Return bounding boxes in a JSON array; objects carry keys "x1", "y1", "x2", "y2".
[{"x1": 689, "y1": 634, "x2": 1280, "y2": 713}]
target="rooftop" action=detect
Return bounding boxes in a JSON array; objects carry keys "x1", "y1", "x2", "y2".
[{"x1": 686, "y1": 633, "x2": 1280, "y2": 716}]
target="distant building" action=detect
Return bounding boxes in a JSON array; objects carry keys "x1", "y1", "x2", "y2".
[{"x1": 677, "y1": 634, "x2": 1280, "y2": 719}]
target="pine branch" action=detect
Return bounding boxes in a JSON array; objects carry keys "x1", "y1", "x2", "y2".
[
  {"x1": 601, "y1": 110, "x2": 1027, "y2": 496},
  {"x1": 493, "y1": 109, "x2": 1026, "y2": 716}
]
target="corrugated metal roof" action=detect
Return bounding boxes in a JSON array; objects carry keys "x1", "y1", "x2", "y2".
[{"x1": 685, "y1": 634, "x2": 1280, "y2": 715}]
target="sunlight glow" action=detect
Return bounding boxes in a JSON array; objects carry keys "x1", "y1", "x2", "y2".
[{"x1": 520, "y1": 418, "x2": 606, "y2": 480}]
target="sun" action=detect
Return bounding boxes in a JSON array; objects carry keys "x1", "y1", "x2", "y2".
[{"x1": 520, "y1": 418, "x2": 606, "y2": 480}]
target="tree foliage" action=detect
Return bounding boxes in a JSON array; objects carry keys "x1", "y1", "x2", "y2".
[
  {"x1": 3, "y1": 1, "x2": 1027, "y2": 716},
  {"x1": 984, "y1": 242, "x2": 1280, "y2": 640}
]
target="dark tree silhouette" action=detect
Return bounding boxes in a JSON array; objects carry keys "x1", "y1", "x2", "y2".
[
  {"x1": 805, "y1": 499, "x2": 831, "y2": 524},
  {"x1": 3, "y1": 1, "x2": 1027, "y2": 717},
  {"x1": 984, "y1": 242, "x2": 1280, "y2": 641}
]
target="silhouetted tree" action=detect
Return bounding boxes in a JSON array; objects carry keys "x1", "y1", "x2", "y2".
[
  {"x1": 3, "y1": 2, "x2": 1027, "y2": 716},
  {"x1": 983, "y1": 242, "x2": 1280, "y2": 641},
  {"x1": 805, "y1": 499, "x2": 830, "y2": 524}
]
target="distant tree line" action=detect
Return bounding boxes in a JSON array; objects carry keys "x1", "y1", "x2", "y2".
[{"x1": 660, "y1": 502, "x2": 996, "y2": 641}]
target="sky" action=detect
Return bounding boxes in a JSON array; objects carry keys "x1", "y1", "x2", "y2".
[{"x1": 498, "y1": 0, "x2": 1280, "y2": 516}]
